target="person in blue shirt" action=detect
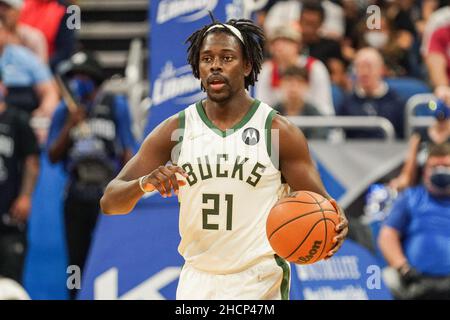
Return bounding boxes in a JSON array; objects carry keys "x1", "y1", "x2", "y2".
[
  {"x1": 378, "y1": 142, "x2": 450, "y2": 299},
  {"x1": 0, "y1": 15, "x2": 59, "y2": 144},
  {"x1": 47, "y1": 51, "x2": 135, "y2": 299},
  {"x1": 337, "y1": 48, "x2": 405, "y2": 139}
]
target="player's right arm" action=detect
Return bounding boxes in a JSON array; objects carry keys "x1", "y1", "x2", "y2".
[{"x1": 100, "y1": 114, "x2": 187, "y2": 215}]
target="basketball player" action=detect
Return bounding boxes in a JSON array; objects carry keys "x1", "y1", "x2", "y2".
[{"x1": 100, "y1": 18, "x2": 348, "y2": 300}]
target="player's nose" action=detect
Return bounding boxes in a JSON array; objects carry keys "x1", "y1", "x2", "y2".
[{"x1": 210, "y1": 57, "x2": 223, "y2": 72}]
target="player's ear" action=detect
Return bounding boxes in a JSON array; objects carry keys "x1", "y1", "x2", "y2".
[{"x1": 243, "y1": 60, "x2": 252, "y2": 77}]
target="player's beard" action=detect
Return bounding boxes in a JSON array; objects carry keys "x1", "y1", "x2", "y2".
[{"x1": 206, "y1": 85, "x2": 232, "y2": 104}]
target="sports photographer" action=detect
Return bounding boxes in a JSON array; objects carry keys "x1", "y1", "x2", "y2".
[
  {"x1": 378, "y1": 142, "x2": 450, "y2": 300},
  {"x1": 47, "y1": 51, "x2": 135, "y2": 299},
  {"x1": 0, "y1": 81, "x2": 39, "y2": 284}
]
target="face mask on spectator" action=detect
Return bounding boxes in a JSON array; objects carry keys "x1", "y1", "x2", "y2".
[
  {"x1": 430, "y1": 166, "x2": 450, "y2": 193},
  {"x1": 68, "y1": 78, "x2": 96, "y2": 104},
  {"x1": 364, "y1": 31, "x2": 388, "y2": 49}
]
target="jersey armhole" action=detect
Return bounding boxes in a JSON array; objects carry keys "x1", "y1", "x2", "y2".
[
  {"x1": 265, "y1": 109, "x2": 278, "y2": 156},
  {"x1": 179, "y1": 109, "x2": 186, "y2": 142},
  {"x1": 172, "y1": 110, "x2": 185, "y2": 166},
  {"x1": 265, "y1": 109, "x2": 279, "y2": 169}
]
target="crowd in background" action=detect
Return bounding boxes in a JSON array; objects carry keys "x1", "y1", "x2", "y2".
[
  {"x1": 0, "y1": 0, "x2": 449, "y2": 300},
  {"x1": 254, "y1": 0, "x2": 450, "y2": 140},
  {"x1": 0, "y1": 0, "x2": 136, "y2": 300}
]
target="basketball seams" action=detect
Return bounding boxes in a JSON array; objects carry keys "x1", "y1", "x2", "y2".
[
  {"x1": 282, "y1": 217, "x2": 337, "y2": 261},
  {"x1": 267, "y1": 191, "x2": 339, "y2": 264},
  {"x1": 307, "y1": 191, "x2": 328, "y2": 264},
  {"x1": 267, "y1": 209, "x2": 337, "y2": 239},
  {"x1": 271, "y1": 198, "x2": 328, "y2": 208}
]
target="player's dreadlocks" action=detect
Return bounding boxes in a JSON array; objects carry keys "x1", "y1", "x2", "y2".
[{"x1": 186, "y1": 17, "x2": 265, "y2": 90}]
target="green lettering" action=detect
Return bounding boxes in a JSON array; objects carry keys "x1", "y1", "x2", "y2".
[
  {"x1": 231, "y1": 156, "x2": 249, "y2": 181},
  {"x1": 197, "y1": 156, "x2": 212, "y2": 180},
  {"x1": 216, "y1": 154, "x2": 228, "y2": 178},
  {"x1": 202, "y1": 194, "x2": 219, "y2": 230},
  {"x1": 181, "y1": 163, "x2": 197, "y2": 186},
  {"x1": 246, "y1": 162, "x2": 266, "y2": 187}
]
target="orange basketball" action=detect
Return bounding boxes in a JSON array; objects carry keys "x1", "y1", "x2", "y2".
[{"x1": 266, "y1": 191, "x2": 340, "y2": 264}]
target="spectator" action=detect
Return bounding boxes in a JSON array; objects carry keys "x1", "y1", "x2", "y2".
[
  {"x1": 0, "y1": 0, "x2": 48, "y2": 63},
  {"x1": 253, "y1": 0, "x2": 280, "y2": 31},
  {"x1": 0, "y1": 15, "x2": 59, "y2": 143},
  {"x1": 390, "y1": 99, "x2": 450, "y2": 191},
  {"x1": 255, "y1": 25, "x2": 334, "y2": 115},
  {"x1": 274, "y1": 65, "x2": 328, "y2": 139},
  {"x1": 421, "y1": 5, "x2": 450, "y2": 105},
  {"x1": 299, "y1": 1, "x2": 348, "y2": 89},
  {"x1": 0, "y1": 82, "x2": 40, "y2": 284},
  {"x1": 355, "y1": 12, "x2": 415, "y2": 77},
  {"x1": 378, "y1": 142, "x2": 450, "y2": 300},
  {"x1": 338, "y1": 47, "x2": 405, "y2": 139},
  {"x1": 264, "y1": 0, "x2": 345, "y2": 40},
  {"x1": 387, "y1": 0, "x2": 419, "y2": 38},
  {"x1": 415, "y1": 0, "x2": 445, "y2": 37},
  {"x1": 19, "y1": 0, "x2": 75, "y2": 71},
  {"x1": 47, "y1": 51, "x2": 135, "y2": 299}
]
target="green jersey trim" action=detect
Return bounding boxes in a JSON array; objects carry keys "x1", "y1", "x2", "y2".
[
  {"x1": 173, "y1": 110, "x2": 185, "y2": 166},
  {"x1": 274, "y1": 255, "x2": 290, "y2": 300},
  {"x1": 179, "y1": 109, "x2": 186, "y2": 140},
  {"x1": 195, "y1": 99, "x2": 261, "y2": 138},
  {"x1": 265, "y1": 109, "x2": 278, "y2": 157}
]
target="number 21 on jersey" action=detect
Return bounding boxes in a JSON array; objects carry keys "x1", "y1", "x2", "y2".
[{"x1": 202, "y1": 193, "x2": 233, "y2": 231}]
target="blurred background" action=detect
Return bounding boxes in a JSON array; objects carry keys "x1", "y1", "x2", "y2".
[{"x1": 0, "y1": 0, "x2": 449, "y2": 300}]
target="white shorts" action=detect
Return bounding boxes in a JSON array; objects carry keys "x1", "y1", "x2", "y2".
[{"x1": 176, "y1": 255, "x2": 290, "y2": 300}]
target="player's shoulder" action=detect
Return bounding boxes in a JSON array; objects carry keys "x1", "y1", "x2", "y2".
[
  {"x1": 270, "y1": 112, "x2": 295, "y2": 132},
  {"x1": 144, "y1": 107, "x2": 187, "y2": 141},
  {"x1": 268, "y1": 111, "x2": 308, "y2": 148}
]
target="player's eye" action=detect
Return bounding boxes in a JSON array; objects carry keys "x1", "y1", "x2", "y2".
[
  {"x1": 223, "y1": 56, "x2": 234, "y2": 62},
  {"x1": 201, "y1": 56, "x2": 212, "y2": 63}
]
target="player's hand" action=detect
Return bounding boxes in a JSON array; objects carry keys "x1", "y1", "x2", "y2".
[
  {"x1": 142, "y1": 165, "x2": 188, "y2": 197},
  {"x1": 325, "y1": 199, "x2": 348, "y2": 259},
  {"x1": 10, "y1": 195, "x2": 32, "y2": 223}
]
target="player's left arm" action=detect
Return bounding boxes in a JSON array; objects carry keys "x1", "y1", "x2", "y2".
[{"x1": 273, "y1": 114, "x2": 349, "y2": 258}]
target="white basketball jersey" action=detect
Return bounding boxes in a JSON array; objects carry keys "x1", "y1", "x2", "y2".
[{"x1": 175, "y1": 99, "x2": 285, "y2": 274}]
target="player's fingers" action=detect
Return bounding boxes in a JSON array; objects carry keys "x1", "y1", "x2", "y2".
[
  {"x1": 168, "y1": 165, "x2": 188, "y2": 189},
  {"x1": 172, "y1": 165, "x2": 188, "y2": 178},
  {"x1": 332, "y1": 229, "x2": 347, "y2": 244},
  {"x1": 328, "y1": 198, "x2": 339, "y2": 211},
  {"x1": 150, "y1": 172, "x2": 169, "y2": 197},
  {"x1": 336, "y1": 217, "x2": 348, "y2": 232},
  {"x1": 155, "y1": 170, "x2": 172, "y2": 197},
  {"x1": 326, "y1": 241, "x2": 344, "y2": 258},
  {"x1": 160, "y1": 166, "x2": 179, "y2": 196},
  {"x1": 150, "y1": 178, "x2": 167, "y2": 197}
]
